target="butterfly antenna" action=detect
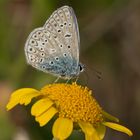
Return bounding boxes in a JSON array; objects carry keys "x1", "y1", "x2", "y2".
[
  {"x1": 82, "y1": 70, "x2": 90, "y2": 85},
  {"x1": 92, "y1": 68, "x2": 102, "y2": 80}
]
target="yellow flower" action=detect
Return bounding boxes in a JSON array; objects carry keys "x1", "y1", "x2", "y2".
[{"x1": 6, "y1": 83, "x2": 133, "y2": 140}]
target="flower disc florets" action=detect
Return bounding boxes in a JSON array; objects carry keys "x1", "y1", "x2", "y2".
[{"x1": 41, "y1": 83, "x2": 103, "y2": 125}]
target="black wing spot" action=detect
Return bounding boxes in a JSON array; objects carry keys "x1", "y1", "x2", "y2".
[
  {"x1": 58, "y1": 29, "x2": 61, "y2": 33},
  {"x1": 51, "y1": 49, "x2": 55, "y2": 52},
  {"x1": 68, "y1": 45, "x2": 70, "y2": 49},
  {"x1": 38, "y1": 31, "x2": 41, "y2": 35},
  {"x1": 64, "y1": 22, "x2": 67, "y2": 25},
  {"x1": 60, "y1": 24, "x2": 63, "y2": 27},
  {"x1": 28, "y1": 47, "x2": 36, "y2": 53},
  {"x1": 60, "y1": 44, "x2": 63, "y2": 48},
  {"x1": 63, "y1": 53, "x2": 67, "y2": 57},
  {"x1": 54, "y1": 35, "x2": 57, "y2": 38},
  {"x1": 33, "y1": 34, "x2": 37, "y2": 39},
  {"x1": 65, "y1": 34, "x2": 71, "y2": 38},
  {"x1": 54, "y1": 23, "x2": 57, "y2": 27},
  {"x1": 42, "y1": 65, "x2": 46, "y2": 69},
  {"x1": 31, "y1": 40, "x2": 35, "y2": 44},
  {"x1": 29, "y1": 48, "x2": 33, "y2": 51},
  {"x1": 55, "y1": 57, "x2": 59, "y2": 61},
  {"x1": 39, "y1": 58, "x2": 44, "y2": 63},
  {"x1": 40, "y1": 47, "x2": 44, "y2": 51},
  {"x1": 41, "y1": 53, "x2": 45, "y2": 56},
  {"x1": 43, "y1": 31, "x2": 47, "y2": 33},
  {"x1": 30, "y1": 55, "x2": 33, "y2": 58},
  {"x1": 49, "y1": 61, "x2": 54, "y2": 65}
]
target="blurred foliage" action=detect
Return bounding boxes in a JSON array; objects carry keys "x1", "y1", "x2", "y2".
[{"x1": 0, "y1": 0, "x2": 140, "y2": 140}]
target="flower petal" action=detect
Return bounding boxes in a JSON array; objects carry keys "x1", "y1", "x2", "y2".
[
  {"x1": 103, "y1": 122, "x2": 133, "y2": 136},
  {"x1": 102, "y1": 111, "x2": 119, "y2": 122},
  {"x1": 35, "y1": 107, "x2": 57, "y2": 127},
  {"x1": 6, "y1": 88, "x2": 41, "y2": 110},
  {"x1": 79, "y1": 121, "x2": 101, "y2": 140},
  {"x1": 31, "y1": 98, "x2": 53, "y2": 117},
  {"x1": 52, "y1": 118, "x2": 73, "y2": 140},
  {"x1": 96, "y1": 125, "x2": 106, "y2": 139}
]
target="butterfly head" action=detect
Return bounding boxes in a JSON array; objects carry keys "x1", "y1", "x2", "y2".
[{"x1": 79, "y1": 63, "x2": 85, "y2": 73}]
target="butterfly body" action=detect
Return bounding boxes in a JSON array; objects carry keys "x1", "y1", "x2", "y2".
[{"x1": 25, "y1": 6, "x2": 84, "y2": 79}]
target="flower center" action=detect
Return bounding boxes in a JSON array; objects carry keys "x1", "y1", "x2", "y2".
[{"x1": 41, "y1": 83, "x2": 103, "y2": 125}]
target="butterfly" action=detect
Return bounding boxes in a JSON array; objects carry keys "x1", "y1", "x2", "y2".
[{"x1": 24, "y1": 5, "x2": 84, "y2": 80}]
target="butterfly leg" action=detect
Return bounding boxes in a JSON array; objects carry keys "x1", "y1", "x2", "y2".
[
  {"x1": 75, "y1": 76, "x2": 79, "y2": 83},
  {"x1": 54, "y1": 76, "x2": 60, "y2": 83},
  {"x1": 66, "y1": 78, "x2": 71, "y2": 84}
]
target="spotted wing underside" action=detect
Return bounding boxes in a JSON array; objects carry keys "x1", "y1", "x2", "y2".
[{"x1": 24, "y1": 6, "x2": 80, "y2": 78}]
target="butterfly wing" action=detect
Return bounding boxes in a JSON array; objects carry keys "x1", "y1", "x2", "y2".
[
  {"x1": 25, "y1": 6, "x2": 80, "y2": 78},
  {"x1": 44, "y1": 6, "x2": 80, "y2": 65}
]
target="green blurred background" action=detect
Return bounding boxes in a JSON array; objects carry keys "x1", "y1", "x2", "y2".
[{"x1": 0, "y1": 0, "x2": 139, "y2": 140}]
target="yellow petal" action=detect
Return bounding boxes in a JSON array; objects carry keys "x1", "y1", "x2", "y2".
[
  {"x1": 36, "y1": 107, "x2": 57, "y2": 127},
  {"x1": 52, "y1": 118, "x2": 73, "y2": 140},
  {"x1": 31, "y1": 98, "x2": 53, "y2": 117},
  {"x1": 6, "y1": 88, "x2": 41, "y2": 110},
  {"x1": 79, "y1": 121, "x2": 101, "y2": 140},
  {"x1": 96, "y1": 125, "x2": 106, "y2": 139},
  {"x1": 103, "y1": 122, "x2": 133, "y2": 136},
  {"x1": 102, "y1": 111, "x2": 119, "y2": 122}
]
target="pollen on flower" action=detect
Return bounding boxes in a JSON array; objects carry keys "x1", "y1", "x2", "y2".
[{"x1": 41, "y1": 83, "x2": 103, "y2": 125}]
